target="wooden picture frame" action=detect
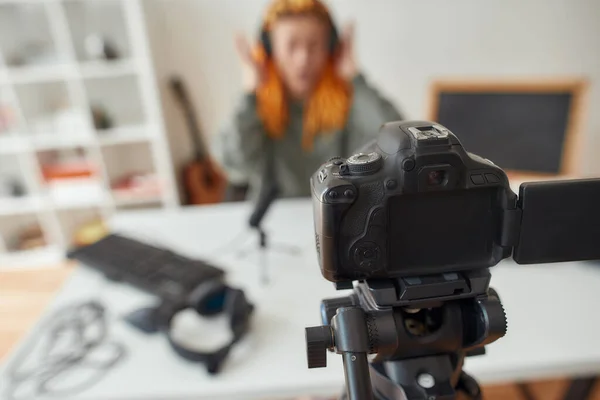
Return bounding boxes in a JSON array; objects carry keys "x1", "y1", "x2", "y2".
[{"x1": 427, "y1": 79, "x2": 589, "y2": 179}]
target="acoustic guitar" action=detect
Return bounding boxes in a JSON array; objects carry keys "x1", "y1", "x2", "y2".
[{"x1": 169, "y1": 76, "x2": 227, "y2": 205}]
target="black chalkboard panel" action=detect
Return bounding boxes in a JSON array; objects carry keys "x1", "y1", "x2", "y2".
[{"x1": 436, "y1": 92, "x2": 573, "y2": 174}]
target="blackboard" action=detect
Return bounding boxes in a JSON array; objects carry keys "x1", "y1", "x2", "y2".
[{"x1": 430, "y1": 81, "x2": 586, "y2": 175}]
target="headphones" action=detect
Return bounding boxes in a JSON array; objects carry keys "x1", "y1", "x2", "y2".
[
  {"x1": 125, "y1": 279, "x2": 254, "y2": 375},
  {"x1": 260, "y1": 19, "x2": 340, "y2": 57}
]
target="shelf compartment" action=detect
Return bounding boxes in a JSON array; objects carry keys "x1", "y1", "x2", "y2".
[
  {"x1": 0, "y1": 3, "x2": 63, "y2": 69},
  {"x1": 0, "y1": 85, "x2": 24, "y2": 135},
  {"x1": 0, "y1": 213, "x2": 48, "y2": 254},
  {"x1": 84, "y1": 74, "x2": 145, "y2": 130},
  {"x1": 0, "y1": 153, "x2": 32, "y2": 205},
  {"x1": 0, "y1": 87, "x2": 28, "y2": 153},
  {"x1": 15, "y1": 81, "x2": 92, "y2": 145},
  {"x1": 37, "y1": 147, "x2": 98, "y2": 181},
  {"x1": 57, "y1": 207, "x2": 107, "y2": 249},
  {"x1": 36, "y1": 147, "x2": 107, "y2": 208},
  {"x1": 62, "y1": 0, "x2": 131, "y2": 63},
  {"x1": 102, "y1": 142, "x2": 162, "y2": 206}
]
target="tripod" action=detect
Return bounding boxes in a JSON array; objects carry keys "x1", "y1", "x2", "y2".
[{"x1": 306, "y1": 268, "x2": 507, "y2": 400}]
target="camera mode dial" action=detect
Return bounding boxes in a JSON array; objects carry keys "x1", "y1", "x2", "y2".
[{"x1": 346, "y1": 152, "x2": 383, "y2": 175}]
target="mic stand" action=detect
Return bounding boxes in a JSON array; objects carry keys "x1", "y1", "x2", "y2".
[
  {"x1": 306, "y1": 269, "x2": 507, "y2": 400},
  {"x1": 258, "y1": 227, "x2": 268, "y2": 285},
  {"x1": 243, "y1": 177, "x2": 301, "y2": 285},
  {"x1": 235, "y1": 224, "x2": 302, "y2": 285}
]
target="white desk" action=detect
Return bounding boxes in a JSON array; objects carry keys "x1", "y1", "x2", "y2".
[{"x1": 2, "y1": 199, "x2": 600, "y2": 400}]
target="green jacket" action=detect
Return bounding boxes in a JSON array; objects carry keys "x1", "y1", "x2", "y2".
[{"x1": 213, "y1": 74, "x2": 402, "y2": 199}]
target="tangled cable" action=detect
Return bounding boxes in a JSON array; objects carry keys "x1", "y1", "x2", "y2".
[{"x1": 3, "y1": 301, "x2": 126, "y2": 400}]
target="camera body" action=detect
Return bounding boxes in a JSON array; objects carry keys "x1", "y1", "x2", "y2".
[{"x1": 311, "y1": 120, "x2": 518, "y2": 284}]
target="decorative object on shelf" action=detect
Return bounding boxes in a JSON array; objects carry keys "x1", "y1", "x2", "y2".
[
  {"x1": 85, "y1": 34, "x2": 120, "y2": 61},
  {"x1": 169, "y1": 76, "x2": 227, "y2": 205},
  {"x1": 73, "y1": 218, "x2": 109, "y2": 247},
  {"x1": 112, "y1": 172, "x2": 161, "y2": 200},
  {"x1": 10, "y1": 42, "x2": 57, "y2": 67},
  {"x1": 40, "y1": 149, "x2": 97, "y2": 182},
  {"x1": 53, "y1": 107, "x2": 90, "y2": 136},
  {"x1": 11, "y1": 180, "x2": 26, "y2": 197},
  {"x1": 29, "y1": 97, "x2": 81, "y2": 136},
  {"x1": 91, "y1": 104, "x2": 114, "y2": 130},
  {"x1": 0, "y1": 104, "x2": 16, "y2": 134},
  {"x1": 47, "y1": 178, "x2": 105, "y2": 207},
  {"x1": 0, "y1": 176, "x2": 25, "y2": 198},
  {"x1": 5, "y1": 52, "x2": 26, "y2": 68},
  {"x1": 9, "y1": 224, "x2": 47, "y2": 251}
]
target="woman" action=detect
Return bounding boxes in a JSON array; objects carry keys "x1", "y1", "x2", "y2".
[{"x1": 214, "y1": 0, "x2": 403, "y2": 199}]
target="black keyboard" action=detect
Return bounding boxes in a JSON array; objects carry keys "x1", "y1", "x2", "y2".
[{"x1": 67, "y1": 234, "x2": 225, "y2": 304}]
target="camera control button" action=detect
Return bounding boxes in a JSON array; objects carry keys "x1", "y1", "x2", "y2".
[
  {"x1": 485, "y1": 173, "x2": 500, "y2": 183},
  {"x1": 386, "y1": 179, "x2": 398, "y2": 190},
  {"x1": 344, "y1": 189, "x2": 355, "y2": 198},
  {"x1": 470, "y1": 174, "x2": 485, "y2": 185},
  {"x1": 339, "y1": 164, "x2": 351, "y2": 176},
  {"x1": 353, "y1": 243, "x2": 381, "y2": 270},
  {"x1": 402, "y1": 159, "x2": 415, "y2": 171}
]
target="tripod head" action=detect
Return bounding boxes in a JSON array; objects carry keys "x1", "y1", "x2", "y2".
[{"x1": 305, "y1": 269, "x2": 507, "y2": 400}]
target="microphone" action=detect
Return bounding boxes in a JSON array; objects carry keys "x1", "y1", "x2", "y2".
[
  {"x1": 249, "y1": 140, "x2": 278, "y2": 229},
  {"x1": 249, "y1": 181, "x2": 279, "y2": 228}
]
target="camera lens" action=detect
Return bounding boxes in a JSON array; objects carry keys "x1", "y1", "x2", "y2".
[{"x1": 427, "y1": 170, "x2": 446, "y2": 186}]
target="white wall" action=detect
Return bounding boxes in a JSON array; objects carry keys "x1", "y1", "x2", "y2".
[{"x1": 143, "y1": 0, "x2": 600, "y2": 195}]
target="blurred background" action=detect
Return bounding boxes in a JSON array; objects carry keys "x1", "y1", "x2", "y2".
[
  {"x1": 0, "y1": 0, "x2": 598, "y2": 269},
  {"x1": 0, "y1": 0, "x2": 599, "y2": 398}
]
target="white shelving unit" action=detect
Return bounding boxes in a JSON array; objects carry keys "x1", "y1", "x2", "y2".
[{"x1": 0, "y1": 0, "x2": 177, "y2": 269}]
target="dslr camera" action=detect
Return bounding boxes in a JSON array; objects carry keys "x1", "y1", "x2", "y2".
[
  {"x1": 306, "y1": 120, "x2": 600, "y2": 400},
  {"x1": 312, "y1": 120, "x2": 598, "y2": 287}
]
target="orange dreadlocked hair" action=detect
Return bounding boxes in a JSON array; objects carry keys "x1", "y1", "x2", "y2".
[{"x1": 255, "y1": 0, "x2": 352, "y2": 151}]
